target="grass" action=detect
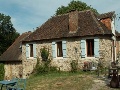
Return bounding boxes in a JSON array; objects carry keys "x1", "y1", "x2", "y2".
[{"x1": 26, "y1": 71, "x2": 95, "y2": 90}]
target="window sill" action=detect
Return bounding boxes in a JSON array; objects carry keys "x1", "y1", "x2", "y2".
[
  {"x1": 82, "y1": 57, "x2": 96, "y2": 59},
  {"x1": 27, "y1": 57, "x2": 36, "y2": 60},
  {"x1": 86, "y1": 57, "x2": 95, "y2": 58},
  {"x1": 54, "y1": 57, "x2": 64, "y2": 59}
]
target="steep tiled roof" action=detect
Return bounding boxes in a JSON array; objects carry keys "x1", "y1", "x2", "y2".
[
  {"x1": 98, "y1": 11, "x2": 115, "y2": 19},
  {"x1": 0, "y1": 32, "x2": 31, "y2": 61},
  {"x1": 23, "y1": 10, "x2": 113, "y2": 42}
]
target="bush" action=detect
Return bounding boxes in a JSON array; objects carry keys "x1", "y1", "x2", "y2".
[
  {"x1": 70, "y1": 60, "x2": 78, "y2": 73},
  {"x1": 40, "y1": 47, "x2": 49, "y2": 61},
  {"x1": 35, "y1": 61, "x2": 58, "y2": 74},
  {"x1": 34, "y1": 47, "x2": 58, "y2": 75},
  {"x1": 0, "y1": 63, "x2": 5, "y2": 80}
]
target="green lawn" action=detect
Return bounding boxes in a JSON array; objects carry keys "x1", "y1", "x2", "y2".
[{"x1": 26, "y1": 72, "x2": 95, "y2": 90}]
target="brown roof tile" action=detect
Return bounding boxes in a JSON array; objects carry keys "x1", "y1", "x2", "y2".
[
  {"x1": 23, "y1": 10, "x2": 114, "y2": 42},
  {"x1": 98, "y1": 11, "x2": 115, "y2": 19},
  {"x1": 0, "y1": 32, "x2": 31, "y2": 61}
]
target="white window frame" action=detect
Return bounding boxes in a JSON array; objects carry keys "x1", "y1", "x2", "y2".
[
  {"x1": 86, "y1": 39, "x2": 94, "y2": 58},
  {"x1": 55, "y1": 41, "x2": 63, "y2": 59},
  {"x1": 81, "y1": 37, "x2": 99, "y2": 58},
  {"x1": 26, "y1": 43, "x2": 36, "y2": 59}
]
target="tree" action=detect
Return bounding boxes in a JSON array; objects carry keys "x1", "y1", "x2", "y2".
[
  {"x1": 55, "y1": 0, "x2": 98, "y2": 15},
  {"x1": 0, "y1": 13, "x2": 19, "y2": 55}
]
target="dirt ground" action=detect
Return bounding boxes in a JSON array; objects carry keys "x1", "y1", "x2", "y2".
[{"x1": 88, "y1": 76, "x2": 120, "y2": 90}]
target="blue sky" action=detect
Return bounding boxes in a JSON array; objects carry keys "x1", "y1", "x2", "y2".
[{"x1": 0, "y1": 0, "x2": 120, "y2": 34}]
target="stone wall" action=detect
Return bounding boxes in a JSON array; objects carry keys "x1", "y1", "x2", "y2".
[
  {"x1": 4, "y1": 62, "x2": 22, "y2": 80},
  {"x1": 51, "y1": 39, "x2": 81, "y2": 71},
  {"x1": 99, "y1": 37, "x2": 112, "y2": 67},
  {"x1": 22, "y1": 37, "x2": 115, "y2": 78},
  {"x1": 22, "y1": 44, "x2": 37, "y2": 78}
]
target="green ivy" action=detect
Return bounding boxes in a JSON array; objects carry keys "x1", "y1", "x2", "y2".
[
  {"x1": 70, "y1": 60, "x2": 78, "y2": 73},
  {"x1": 33, "y1": 47, "x2": 58, "y2": 75},
  {"x1": 0, "y1": 63, "x2": 5, "y2": 80},
  {"x1": 40, "y1": 47, "x2": 49, "y2": 61}
]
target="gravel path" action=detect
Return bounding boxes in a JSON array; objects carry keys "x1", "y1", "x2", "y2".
[{"x1": 88, "y1": 77, "x2": 120, "y2": 90}]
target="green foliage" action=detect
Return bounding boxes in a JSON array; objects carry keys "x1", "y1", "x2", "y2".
[
  {"x1": 35, "y1": 59, "x2": 58, "y2": 75},
  {"x1": 56, "y1": 0, "x2": 98, "y2": 15},
  {"x1": 40, "y1": 47, "x2": 49, "y2": 61},
  {"x1": 0, "y1": 13, "x2": 19, "y2": 55},
  {"x1": 34, "y1": 48, "x2": 58, "y2": 75},
  {"x1": 70, "y1": 60, "x2": 78, "y2": 73},
  {"x1": 0, "y1": 63, "x2": 5, "y2": 80}
]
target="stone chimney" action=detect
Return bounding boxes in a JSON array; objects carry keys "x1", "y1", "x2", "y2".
[
  {"x1": 69, "y1": 10, "x2": 78, "y2": 33},
  {"x1": 100, "y1": 18, "x2": 112, "y2": 30}
]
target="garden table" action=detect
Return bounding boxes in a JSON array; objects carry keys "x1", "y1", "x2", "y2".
[{"x1": 0, "y1": 80, "x2": 17, "y2": 90}]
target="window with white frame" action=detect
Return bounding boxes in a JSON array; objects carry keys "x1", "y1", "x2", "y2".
[
  {"x1": 26, "y1": 43, "x2": 36, "y2": 58},
  {"x1": 81, "y1": 39, "x2": 99, "y2": 58},
  {"x1": 86, "y1": 39, "x2": 94, "y2": 57},
  {"x1": 57, "y1": 41, "x2": 63, "y2": 57},
  {"x1": 29, "y1": 44, "x2": 33, "y2": 57},
  {"x1": 52, "y1": 41, "x2": 66, "y2": 58}
]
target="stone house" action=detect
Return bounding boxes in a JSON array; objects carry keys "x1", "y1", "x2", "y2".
[
  {"x1": 1, "y1": 10, "x2": 120, "y2": 79},
  {"x1": 0, "y1": 32, "x2": 31, "y2": 79}
]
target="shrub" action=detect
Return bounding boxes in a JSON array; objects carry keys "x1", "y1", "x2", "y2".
[
  {"x1": 0, "y1": 63, "x2": 5, "y2": 80},
  {"x1": 34, "y1": 47, "x2": 58, "y2": 75},
  {"x1": 40, "y1": 47, "x2": 49, "y2": 61},
  {"x1": 70, "y1": 60, "x2": 78, "y2": 73},
  {"x1": 35, "y1": 60, "x2": 58, "y2": 74}
]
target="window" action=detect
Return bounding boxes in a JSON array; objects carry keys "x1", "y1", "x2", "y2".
[
  {"x1": 81, "y1": 39, "x2": 99, "y2": 58},
  {"x1": 29, "y1": 44, "x2": 33, "y2": 57},
  {"x1": 57, "y1": 41, "x2": 63, "y2": 57},
  {"x1": 26, "y1": 43, "x2": 36, "y2": 58},
  {"x1": 52, "y1": 41, "x2": 66, "y2": 58},
  {"x1": 86, "y1": 39, "x2": 94, "y2": 57}
]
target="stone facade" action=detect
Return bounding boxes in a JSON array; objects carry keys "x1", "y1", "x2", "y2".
[
  {"x1": 99, "y1": 37, "x2": 112, "y2": 67},
  {"x1": 4, "y1": 62, "x2": 22, "y2": 80},
  {"x1": 21, "y1": 36, "x2": 120, "y2": 78}
]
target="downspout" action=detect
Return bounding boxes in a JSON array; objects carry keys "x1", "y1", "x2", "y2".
[{"x1": 111, "y1": 14, "x2": 116, "y2": 62}]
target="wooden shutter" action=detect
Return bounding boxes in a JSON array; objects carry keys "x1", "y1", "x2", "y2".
[
  {"x1": 62, "y1": 41, "x2": 67, "y2": 58},
  {"x1": 94, "y1": 39, "x2": 99, "y2": 57},
  {"x1": 26, "y1": 44, "x2": 29, "y2": 58},
  {"x1": 33, "y1": 44, "x2": 37, "y2": 58},
  {"x1": 52, "y1": 42, "x2": 56, "y2": 58},
  {"x1": 81, "y1": 40, "x2": 86, "y2": 58}
]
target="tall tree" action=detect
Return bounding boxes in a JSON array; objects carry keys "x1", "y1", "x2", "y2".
[
  {"x1": 0, "y1": 13, "x2": 19, "y2": 55},
  {"x1": 56, "y1": 0, "x2": 98, "y2": 15}
]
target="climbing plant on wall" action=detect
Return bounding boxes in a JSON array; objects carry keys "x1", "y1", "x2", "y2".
[{"x1": 0, "y1": 63, "x2": 5, "y2": 80}]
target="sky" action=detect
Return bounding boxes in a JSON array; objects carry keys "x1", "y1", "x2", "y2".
[{"x1": 0, "y1": 0, "x2": 120, "y2": 34}]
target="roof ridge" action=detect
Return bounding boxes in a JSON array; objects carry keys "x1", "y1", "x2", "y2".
[
  {"x1": 21, "y1": 32, "x2": 32, "y2": 42},
  {"x1": 98, "y1": 11, "x2": 115, "y2": 19},
  {"x1": 90, "y1": 11, "x2": 105, "y2": 34}
]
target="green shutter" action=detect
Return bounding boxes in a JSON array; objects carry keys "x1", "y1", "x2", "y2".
[
  {"x1": 52, "y1": 42, "x2": 56, "y2": 58},
  {"x1": 33, "y1": 44, "x2": 36, "y2": 58},
  {"x1": 26, "y1": 44, "x2": 29, "y2": 58},
  {"x1": 94, "y1": 39, "x2": 99, "y2": 57},
  {"x1": 81, "y1": 40, "x2": 85, "y2": 58},
  {"x1": 62, "y1": 41, "x2": 67, "y2": 58}
]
